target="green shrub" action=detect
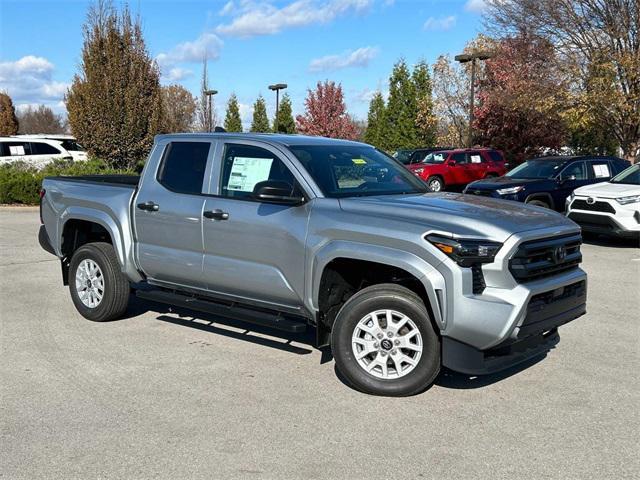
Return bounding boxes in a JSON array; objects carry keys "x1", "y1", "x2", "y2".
[{"x1": 0, "y1": 159, "x2": 134, "y2": 205}]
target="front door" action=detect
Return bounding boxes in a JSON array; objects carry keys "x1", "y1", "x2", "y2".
[
  {"x1": 448, "y1": 152, "x2": 473, "y2": 185},
  {"x1": 201, "y1": 142, "x2": 310, "y2": 310},
  {"x1": 134, "y1": 140, "x2": 213, "y2": 289},
  {"x1": 554, "y1": 161, "x2": 590, "y2": 208}
]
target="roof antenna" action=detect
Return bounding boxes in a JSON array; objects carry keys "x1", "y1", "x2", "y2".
[{"x1": 214, "y1": 126, "x2": 226, "y2": 133}]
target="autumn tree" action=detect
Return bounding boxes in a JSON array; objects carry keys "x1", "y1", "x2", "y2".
[
  {"x1": 16, "y1": 105, "x2": 66, "y2": 134},
  {"x1": 272, "y1": 93, "x2": 296, "y2": 133},
  {"x1": 160, "y1": 85, "x2": 196, "y2": 133},
  {"x1": 474, "y1": 35, "x2": 568, "y2": 162},
  {"x1": 383, "y1": 60, "x2": 418, "y2": 149},
  {"x1": 0, "y1": 93, "x2": 19, "y2": 135},
  {"x1": 66, "y1": 0, "x2": 162, "y2": 169},
  {"x1": 412, "y1": 61, "x2": 437, "y2": 147},
  {"x1": 223, "y1": 94, "x2": 243, "y2": 132},
  {"x1": 195, "y1": 58, "x2": 217, "y2": 132},
  {"x1": 296, "y1": 81, "x2": 358, "y2": 140},
  {"x1": 363, "y1": 91, "x2": 386, "y2": 149},
  {"x1": 250, "y1": 95, "x2": 270, "y2": 132},
  {"x1": 486, "y1": 0, "x2": 639, "y2": 161}
]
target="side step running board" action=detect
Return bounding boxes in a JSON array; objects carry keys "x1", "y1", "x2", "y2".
[{"x1": 136, "y1": 289, "x2": 308, "y2": 333}]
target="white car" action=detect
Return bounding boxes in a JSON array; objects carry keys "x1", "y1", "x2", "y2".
[
  {"x1": 14, "y1": 134, "x2": 87, "y2": 162},
  {"x1": 566, "y1": 164, "x2": 640, "y2": 239},
  {"x1": 0, "y1": 136, "x2": 80, "y2": 169}
]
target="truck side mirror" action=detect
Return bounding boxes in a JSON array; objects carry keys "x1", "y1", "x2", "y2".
[{"x1": 253, "y1": 180, "x2": 304, "y2": 205}]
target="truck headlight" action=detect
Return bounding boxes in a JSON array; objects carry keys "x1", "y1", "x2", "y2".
[
  {"x1": 616, "y1": 195, "x2": 640, "y2": 205},
  {"x1": 426, "y1": 235, "x2": 502, "y2": 267},
  {"x1": 496, "y1": 186, "x2": 524, "y2": 195}
]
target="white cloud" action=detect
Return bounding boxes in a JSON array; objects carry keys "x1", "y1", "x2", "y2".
[
  {"x1": 156, "y1": 32, "x2": 223, "y2": 67},
  {"x1": 0, "y1": 56, "x2": 69, "y2": 108},
  {"x1": 423, "y1": 15, "x2": 456, "y2": 31},
  {"x1": 309, "y1": 46, "x2": 379, "y2": 72},
  {"x1": 162, "y1": 67, "x2": 194, "y2": 82},
  {"x1": 465, "y1": 0, "x2": 487, "y2": 13},
  {"x1": 216, "y1": 0, "x2": 374, "y2": 38},
  {"x1": 219, "y1": 1, "x2": 235, "y2": 15}
]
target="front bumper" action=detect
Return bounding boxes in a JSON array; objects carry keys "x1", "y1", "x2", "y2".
[
  {"x1": 567, "y1": 211, "x2": 640, "y2": 238},
  {"x1": 443, "y1": 279, "x2": 586, "y2": 374}
]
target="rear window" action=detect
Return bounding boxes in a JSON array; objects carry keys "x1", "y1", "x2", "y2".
[
  {"x1": 157, "y1": 142, "x2": 211, "y2": 195},
  {"x1": 488, "y1": 150, "x2": 503, "y2": 162}
]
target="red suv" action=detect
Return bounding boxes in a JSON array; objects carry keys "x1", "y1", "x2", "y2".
[{"x1": 406, "y1": 148, "x2": 506, "y2": 192}]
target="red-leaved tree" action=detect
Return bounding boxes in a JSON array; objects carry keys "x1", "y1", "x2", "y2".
[
  {"x1": 474, "y1": 35, "x2": 568, "y2": 163},
  {"x1": 296, "y1": 81, "x2": 359, "y2": 140}
]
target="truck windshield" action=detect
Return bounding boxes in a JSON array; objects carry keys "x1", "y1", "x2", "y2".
[
  {"x1": 506, "y1": 159, "x2": 565, "y2": 179},
  {"x1": 610, "y1": 164, "x2": 639, "y2": 185},
  {"x1": 290, "y1": 145, "x2": 428, "y2": 198}
]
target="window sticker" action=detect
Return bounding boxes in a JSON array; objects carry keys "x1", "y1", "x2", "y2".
[
  {"x1": 227, "y1": 156, "x2": 274, "y2": 192},
  {"x1": 593, "y1": 164, "x2": 610, "y2": 178},
  {"x1": 470, "y1": 155, "x2": 482, "y2": 163},
  {"x1": 9, "y1": 145, "x2": 25, "y2": 155},
  {"x1": 352, "y1": 158, "x2": 367, "y2": 165}
]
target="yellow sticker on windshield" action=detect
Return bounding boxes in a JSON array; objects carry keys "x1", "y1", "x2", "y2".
[{"x1": 352, "y1": 158, "x2": 367, "y2": 165}]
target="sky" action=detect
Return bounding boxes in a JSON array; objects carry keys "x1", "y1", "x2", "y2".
[{"x1": 0, "y1": 0, "x2": 488, "y2": 128}]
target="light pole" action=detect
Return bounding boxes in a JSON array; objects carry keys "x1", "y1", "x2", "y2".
[
  {"x1": 203, "y1": 89, "x2": 218, "y2": 132},
  {"x1": 268, "y1": 83, "x2": 287, "y2": 132},
  {"x1": 454, "y1": 51, "x2": 493, "y2": 148}
]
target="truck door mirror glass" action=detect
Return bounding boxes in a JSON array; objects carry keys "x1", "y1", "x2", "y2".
[{"x1": 253, "y1": 180, "x2": 304, "y2": 205}]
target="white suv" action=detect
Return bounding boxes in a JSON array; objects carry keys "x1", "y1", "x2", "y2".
[
  {"x1": 566, "y1": 164, "x2": 640, "y2": 239},
  {"x1": 14, "y1": 134, "x2": 87, "y2": 162},
  {"x1": 0, "y1": 137, "x2": 77, "y2": 169}
]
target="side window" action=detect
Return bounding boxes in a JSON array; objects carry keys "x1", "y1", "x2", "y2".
[
  {"x1": 220, "y1": 144, "x2": 296, "y2": 200},
  {"x1": 3, "y1": 141, "x2": 30, "y2": 156},
  {"x1": 451, "y1": 152, "x2": 467, "y2": 164},
  {"x1": 589, "y1": 160, "x2": 612, "y2": 179},
  {"x1": 31, "y1": 142, "x2": 62, "y2": 155},
  {"x1": 488, "y1": 150, "x2": 503, "y2": 162},
  {"x1": 560, "y1": 161, "x2": 587, "y2": 180},
  {"x1": 468, "y1": 152, "x2": 483, "y2": 164},
  {"x1": 0, "y1": 142, "x2": 7, "y2": 157},
  {"x1": 157, "y1": 141, "x2": 211, "y2": 195}
]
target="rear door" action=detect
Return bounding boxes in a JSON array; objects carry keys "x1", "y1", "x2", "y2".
[
  {"x1": 201, "y1": 141, "x2": 311, "y2": 309},
  {"x1": 134, "y1": 140, "x2": 215, "y2": 289},
  {"x1": 467, "y1": 151, "x2": 486, "y2": 181},
  {"x1": 587, "y1": 159, "x2": 614, "y2": 184}
]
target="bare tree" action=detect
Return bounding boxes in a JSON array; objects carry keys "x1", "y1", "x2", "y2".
[
  {"x1": 161, "y1": 85, "x2": 197, "y2": 133},
  {"x1": 486, "y1": 0, "x2": 640, "y2": 160},
  {"x1": 195, "y1": 57, "x2": 217, "y2": 132},
  {"x1": 17, "y1": 105, "x2": 67, "y2": 134}
]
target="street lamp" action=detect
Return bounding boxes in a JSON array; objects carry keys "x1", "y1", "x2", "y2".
[
  {"x1": 203, "y1": 89, "x2": 218, "y2": 132},
  {"x1": 455, "y1": 51, "x2": 494, "y2": 147},
  {"x1": 268, "y1": 83, "x2": 287, "y2": 132}
]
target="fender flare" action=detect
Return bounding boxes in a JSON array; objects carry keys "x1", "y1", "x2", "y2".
[
  {"x1": 525, "y1": 192, "x2": 555, "y2": 209},
  {"x1": 307, "y1": 240, "x2": 447, "y2": 328}
]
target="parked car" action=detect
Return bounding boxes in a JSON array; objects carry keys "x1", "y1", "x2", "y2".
[
  {"x1": 0, "y1": 137, "x2": 74, "y2": 169},
  {"x1": 464, "y1": 155, "x2": 630, "y2": 211},
  {"x1": 16, "y1": 134, "x2": 87, "y2": 161},
  {"x1": 392, "y1": 147, "x2": 455, "y2": 166},
  {"x1": 566, "y1": 163, "x2": 640, "y2": 239},
  {"x1": 406, "y1": 148, "x2": 506, "y2": 192},
  {"x1": 39, "y1": 133, "x2": 587, "y2": 396}
]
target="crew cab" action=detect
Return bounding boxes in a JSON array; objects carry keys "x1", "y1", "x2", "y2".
[
  {"x1": 406, "y1": 148, "x2": 506, "y2": 192},
  {"x1": 566, "y1": 163, "x2": 640, "y2": 239},
  {"x1": 39, "y1": 134, "x2": 587, "y2": 396},
  {"x1": 464, "y1": 155, "x2": 629, "y2": 211}
]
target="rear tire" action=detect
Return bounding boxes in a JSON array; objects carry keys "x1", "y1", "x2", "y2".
[
  {"x1": 527, "y1": 199, "x2": 550, "y2": 209},
  {"x1": 331, "y1": 284, "x2": 440, "y2": 396},
  {"x1": 68, "y1": 242, "x2": 130, "y2": 322},
  {"x1": 427, "y1": 176, "x2": 444, "y2": 192}
]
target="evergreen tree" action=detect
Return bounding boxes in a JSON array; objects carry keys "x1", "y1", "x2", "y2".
[
  {"x1": 0, "y1": 92, "x2": 19, "y2": 135},
  {"x1": 250, "y1": 95, "x2": 270, "y2": 132},
  {"x1": 224, "y1": 94, "x2": 243, "y2": 132},
  {"x1": 412, "y1": 60, "x2": 437, "y2": 146},
  {"x1": 273, "y1": 93, "x2": 296, "y2": 133},
  {"x1": 66, "y1": 0, "x2": 162, "y2": 169},
  {"x1": 363, "y1": 92, "x2": 386, "y2": 149},
  {"x1": 384, "y1": 59, "x2": 418, "y2": 150}
]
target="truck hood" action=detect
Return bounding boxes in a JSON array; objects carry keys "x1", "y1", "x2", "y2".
[
  {"x1": 574, "y1": 181, "x2": 640, "y2": 199},
  {"x1": 339, "y1": 192, "x2": 575, "y2": 242}
]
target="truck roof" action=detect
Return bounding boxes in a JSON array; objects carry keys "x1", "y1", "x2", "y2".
[{"x1": 155, "y1": 132, "x2": 366, "y2": 148}]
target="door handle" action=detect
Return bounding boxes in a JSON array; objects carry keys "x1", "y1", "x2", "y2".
[
  {"x1": 203, "y1": 209, "x2": 229, "y2": 220},
  {"x1": 137, "y1": 201, "x2": 159, "y2": 212}
]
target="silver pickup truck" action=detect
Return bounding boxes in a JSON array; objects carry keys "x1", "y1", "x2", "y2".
[{"x1": 39, "y1": 133, "x2": 587, "y2": 396}]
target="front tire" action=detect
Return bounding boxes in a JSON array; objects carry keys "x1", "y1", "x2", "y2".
[
  {"x1": 426, "y1": 176, "x2": 444, "y2": 192},
  {"x1": 527, "y1": 199, "x2": 550, "y2": 209},
  {"x1": 69, "y1": 242, "x2": 130, "y2": 322},
  {"x1": 331, "y1": 284, "x2": 440, "y2": 396}
]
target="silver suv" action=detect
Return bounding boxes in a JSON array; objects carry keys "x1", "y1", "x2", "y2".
[{"x1": 39, "y1": 134, "x2": 587, "y2": 396}]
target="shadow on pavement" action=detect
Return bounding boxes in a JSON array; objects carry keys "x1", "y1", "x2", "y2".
[{"x1": 582, "y1": 233, "x2": 639, "y2": 249}]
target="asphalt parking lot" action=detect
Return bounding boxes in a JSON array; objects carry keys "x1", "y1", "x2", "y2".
[{"x1": 1, "y1": 207, "x2": 638, "y2": 479}]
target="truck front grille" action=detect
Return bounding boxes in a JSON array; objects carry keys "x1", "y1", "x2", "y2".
[
  {"x1": 571, "y1": 199, "x2": 615, "y2": 213},
  {"x1": 509, "y1": 233, "x2": 582, "y2": 282}
]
